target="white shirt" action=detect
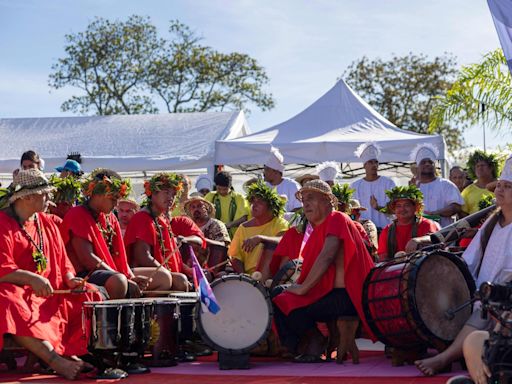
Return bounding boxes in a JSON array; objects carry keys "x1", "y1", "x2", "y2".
[
  {"x1": 267, "y1": 177, "x2": 302, "y2": 212},
  {"x1": 463, "y1": 219, "x2": 512, "y2": 288},
  {"x1": 417, "y1": 177, "x2": 464, "y2": 228},
  {"x1": 351, "y1": 176, "x2": 395, "y2": 229}
]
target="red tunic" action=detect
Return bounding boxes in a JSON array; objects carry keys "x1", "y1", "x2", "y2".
[
  {"x1": 0, "y1": 211, "x2": 102, "y2": 356},
  {"x1": 378, "y1": 217, "x2": 439, "y2": 260},
  {"x1": 272, "y1": 211, "x2": 375, "y2": 339},
  {"x1": 60, "y1": 206, "x2": 131, "y2": 277},
  {"x1": 270, "y1": 227, "x2": 303, "y2": 276},
  {"x1": 124, "y1": 211, "x2": 204, "y2": 273}
]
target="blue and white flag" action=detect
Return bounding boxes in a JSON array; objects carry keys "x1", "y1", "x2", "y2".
[
  {"x1": 189, "y1": 245, "x2": 220, "y2": 314},
  {"x1": 488, "y1": 0, "x2": 512, "y2": 75}
]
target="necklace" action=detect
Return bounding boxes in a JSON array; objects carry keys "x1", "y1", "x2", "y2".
[
  {"x1": 11, "y1": 208, "x2": 47, "y2": 274},
  {"x1": 85, "y1": 202, "x2": 116, "y2": 255},
  {"x1": 146, "y1": 205, "x2": 170, "y2": 263}
]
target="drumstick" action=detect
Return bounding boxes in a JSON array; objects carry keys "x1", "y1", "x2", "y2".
[
  {"x1": 205, "y1": 259, "x2": 230, "y2": 272},
  {"x1": 76, "y1": 259, "x2": 104, "y2": 289},
  {"x1": 141, "y1": 290, "x2": 199, "y2": 296},
  {"x1": 53, "y1": 289, "x2": 100, "y2": 294},
  {"x1": 141, "y1": 240, "x2": 183, "y2": 291}
]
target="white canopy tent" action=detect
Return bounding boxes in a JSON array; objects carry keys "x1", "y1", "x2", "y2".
[
  {"x1": 215, "y1": 80, "x2": 446, "y2": 168},
  {"x1": 0, "y1": 111, "x2": 249, "y2": 173}
]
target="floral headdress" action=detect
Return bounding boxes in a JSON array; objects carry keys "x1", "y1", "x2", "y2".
[
  {"x1": 143, "y1": 173, "x2": 183, "y2": 198},
  {"x1": 49, "y1": 174, "x2": 82, "y2": 204},
  {"x1": 466, "y1": 150, "x2": 502, "y2": 181},
  {"x1": 382, "y1": 185, "x2": 424, "y2": 214},
  {"x1": 246, "y1": 179, "x2": 286, "y2": 218},
  {"x1": 82, "y1": 168, "x2": 131, "y2": 199},
  {"x1": 331, "y1": 183, "x2": 355, "y2": 214}
]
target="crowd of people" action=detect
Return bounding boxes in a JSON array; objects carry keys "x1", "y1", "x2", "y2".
[{"x1": 0, "y1": 143, "x2": 509, "y2": 383}]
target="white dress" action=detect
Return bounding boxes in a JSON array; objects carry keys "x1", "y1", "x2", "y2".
[
  {"x1": 417, "y1": 178, "x2": 464, "y2": 228},
  {"x1": 350, "y1": 176, "x2": 395, "y2": 229}
]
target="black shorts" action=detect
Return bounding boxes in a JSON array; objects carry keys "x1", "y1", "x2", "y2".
[{"x1": 77, "y1": 269, "x2": 120, "y2": 286}]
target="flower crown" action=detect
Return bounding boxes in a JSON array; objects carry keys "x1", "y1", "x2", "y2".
[
  {"x1": 331, "y1": 183, "x2": 354, "y2": 204},
  {"x1": 82, "y1": 168, "x2": 131, "y2": 199},
  {"x1": 382, "y1": 185, "x2": 424, "y2": 214},
  {"x1": 143, "y1": 173, "x2": 183, "y2": 197},
  {"x1": 246, "y1": 179, "x2": 286, "y2": 218},
  {"x1": 49, "y1": 174, "x2": 82, "y2": 204}
]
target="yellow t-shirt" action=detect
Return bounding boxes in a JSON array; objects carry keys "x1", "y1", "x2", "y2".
[
  {"x1": 461, "y1": 183, "x2": 494, "y2": 215},
  {"x1": 205, "y1": 191, "x2": 249, "y2": 237},
  {"x1": 228, "y1": 217, "x2": 289, "y2": 274}
]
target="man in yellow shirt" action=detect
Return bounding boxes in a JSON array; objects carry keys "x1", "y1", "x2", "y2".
[
  {"x1": 229, "y1": 180, "x2": 289, "y2": 274},
  {"x1": 461, "y1": 150, "x2": 499, "y2": 216},
  {"x1": 205, "y1": 171, "x2": 249, "y2": 237}
]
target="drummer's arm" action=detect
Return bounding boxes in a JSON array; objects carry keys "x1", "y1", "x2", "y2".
[
  {"x1": 231, "y1": 258, "x2": 244, "y2": 274},
  {"x1": 427, "y1": 203, "x2": 461, "y2": 218},
  {"x1": 70, "y1": 236, "x2": 116, "y2": 272},
  {"x1": 404, "y1": 235, "x2": 432, "y2": 253},
  {"x1": 177, "y1": 235, "x2": 203, "y2": 247},
  {"x1": 131, "y1": 240, "x2": 160, "y2": 268},
  {"x1": 287, "y1": 235, "x2": 340, "y2": 295}
]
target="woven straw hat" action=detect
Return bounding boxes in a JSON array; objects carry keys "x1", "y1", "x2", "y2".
[
  {"x1": 295, "y1": 179, "x2": 338, "y2": 206},
  {"x1": 183, "y1": 195, "x2": 215, "y2": 218},
  {"x1": 349, "y1": 198, "x2": 367, "y2": 211},
  {"x1": 9, "y1": 169, "x2": 55, "y2": 203},
  {"x1": 295, "y1": 173, "x2": 319, "y2": 186}
]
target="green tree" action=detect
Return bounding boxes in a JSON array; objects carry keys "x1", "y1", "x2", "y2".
[
  {"x1": 429, "y1": 49, "x2": 512, "y2": 134},
  {"x1": 49, "y1": 15, "x2": 160, "y2": 115},
  {"x1": 49, "y1": 16, "x2": 274, "y2": 115},
  {"x1": 343, "y1": 53, "x2": 462, "y2": 151},
  {"x1": 147, "y1": 21, "x2": 275, "y2": 113}
]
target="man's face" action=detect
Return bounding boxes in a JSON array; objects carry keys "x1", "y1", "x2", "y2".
[
  {"x1": 99, "y1": 195, "x2": 119, "y2": 214},
  {"x1": 152, "y1": 188, "x2": 177, "y2": 212},
  {"x1": 301, "y1": 190, "x2": 331, "y2": 224},
  {"x1": 216, "y1": 185, "x2": 230, "y2": 197},
  {"x1": 188, "y1": 200, "x2": 209, "y2": 222},
  {"x1": 199, "y1": 188, "x2": 210, "y2": 197},
  {"x1": 263, "y1": 166, "x2": 279, "y2": 183},
  {"x1": 21, "y1": 160, "x2": 38, "y2": 170},
  {"x1": 495, "y1": 180, "x2": 512, "y2": 208},
  {"x1": 449, "y1": 168, "x2": 466, "y2": 190},
  {"x1": 60, "y1": 170, "x2": 72, "y2": 178},
  {"x1": 393, "y1": 199, "x2": 416, "y2": 223},
  {"x1": 363, "y1": 159, "x2": 379, "y2": 174},
  {"x1": 475, "y1": 161, "x2": 493, "y2": 180},
  {"x1": 418, "y1": 158, "x2": 435, "y2": 178},
  {"x1": 117, "y1": 202, "x2": 136, "y2": 227},
  {"x1": 250, "y1": 197, "x2": 270, "y2": 218},
  {"x1": 25, "y1": 192, "x2": 51, "y2": 213}
]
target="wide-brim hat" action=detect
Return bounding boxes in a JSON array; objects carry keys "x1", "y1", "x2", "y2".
[
  {"x1": 55, "y1": 159, "x2": 82, "y2": 175},
  {"x1": 9, "y1": 169, "x2": 56, "y2": 203},
  {"x1": 118, "y1": 198, "x2": 139, "y2": 209},
  {"x1": 349, "y1": 198, "x2": 367, "y2": 211},
  {"x1": 295, "y1": 173, "x2": 319, "y2": 186},
  {"x1": 295, "y1": 179, "x2": 338, "y2": 207},
  {"x1": 183, "y1": 196, "x2": 215, "y2": 217}
]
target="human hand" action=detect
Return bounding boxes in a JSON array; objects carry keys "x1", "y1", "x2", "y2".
[
  {"x1": 30, "y1": 275, "x2": 53, "y2": 297},
  {"x1": 370, "y1": 195, "x2": 378, "y2": 210},
  {"x1": 242, "y1": 236, "x2": 261, "y2": 253},
  {"x1": 66, "y1": 277, "x2": 85, "y2": 289},
  {"x1": 285, "y1": 283, "x2": 307, "y2": 296},
  {"x1": 132, "y1": 275, "x2": 151, "y2": 291},
  {"x1": 127, "y1": 279, "x2": 142, "y2": 298},
  {"x1": 405, "y1": 239, "x2": 420, "y2": 253}
]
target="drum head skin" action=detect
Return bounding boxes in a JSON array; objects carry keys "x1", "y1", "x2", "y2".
[
  {"x1": 414, "y1": 254, "x2": 472, "y2": 341},
  {"x1": 197, "y1": 274, "x2": 272, "y2": 354}
]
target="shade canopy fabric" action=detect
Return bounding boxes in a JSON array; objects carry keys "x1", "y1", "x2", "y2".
[
  {"x1": 215, "y1": 80, "x2": 446, "y2": 165},
  {"x1": 0, "y1": 111, "x2": 249, "y2": 173}
]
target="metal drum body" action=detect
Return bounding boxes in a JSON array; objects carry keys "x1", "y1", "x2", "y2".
[
  {"x1": 196, "y1": 274, "x2": 273, "y2": 354},
  {"x1": 363, "y1": 250, "x2": 475, "y2": 349},
  {"x1": 148, "y1": 298, "x2": 180, "y2": 359},
  {"x1": 83, "y1": 299, "x2": 153, "y2": 353}
]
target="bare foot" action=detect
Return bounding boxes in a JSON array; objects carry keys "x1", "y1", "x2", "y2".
[
  {"x1": 48, "y1": 354, "x2": 84, "y2": 380},
  {"x1": 415, "y1": 355, "x2": 446, "y2": 376}
]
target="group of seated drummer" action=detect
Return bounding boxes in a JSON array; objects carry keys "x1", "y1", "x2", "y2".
[{"x1": 1, "y1": 145, "x2": 510, "y2": 383}]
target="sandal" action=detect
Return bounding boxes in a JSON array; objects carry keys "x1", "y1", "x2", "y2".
[{"x1": 293, "y1": 354, "x2": 324, "y2": 363}]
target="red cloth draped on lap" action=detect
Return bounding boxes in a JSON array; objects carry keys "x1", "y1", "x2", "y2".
[
  {"x1": 270, "y1": 227, "x2": 303, "y2": 276},
  {"x1": 272, "y1": 211, "x2": 376, "y2": 340},
  {"x1": 60, "y1": 206, "x2": 131, "y2": 277},
  {"x1": 0, "y1": 211, "x2": 102, "y2": 356},
  {"x1": 124, "y1": 211, "x2": 204, "y2": 273}
]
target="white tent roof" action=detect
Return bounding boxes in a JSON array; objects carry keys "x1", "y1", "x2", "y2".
[
  {"x1": 0, "y1": 111, "x2": 249, "y2": 173},
  {"x1": 215, "y1": 80, "x2": 445, "y2": 165}
]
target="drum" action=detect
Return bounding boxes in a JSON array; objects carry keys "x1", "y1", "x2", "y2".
[
  {"x1": 168, "y1": 292, "x2": 199, "y2": 339},
  {"x1": 196, "y1": 274, "x2": 273, "y2": 354},
  {"x1": 147, "y1": 298, "x2": 180, "y2": 363},
  {"x1": 83, "y1": 299, "x2": 153, "y2": 353},
  {"x1": 270, "y1": 259, "x2": 302, "y2": 290},
  {"x1": 362, "y1": 250, "x2": 476, "y2": 349}
]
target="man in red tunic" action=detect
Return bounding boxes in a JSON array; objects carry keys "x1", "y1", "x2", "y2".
[
  {"x1": 272, "y1": 180, "x2": 375, "y2": 362},
  {"x1": 377, "y1": 185, "x2": 439, "y2": 261},
  {"x1": 0, "y1": 169, "x2": 101, "y2": 379},
  {"x1": 124, "y1": 173, "x2": 205, "y2": 291},
  {"x1": 61, "y1": 169, "x2": 170, "y2": 298}
]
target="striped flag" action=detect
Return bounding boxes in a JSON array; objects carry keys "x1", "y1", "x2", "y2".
[
  {"x1": 189, "y1": 245, "x2": 220, "y2": 314},
  {"x1": 488, "y1": 0, "x2": 512, "y2": 75}
]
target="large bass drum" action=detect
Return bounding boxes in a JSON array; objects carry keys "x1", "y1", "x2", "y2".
[
  {"x1": 363, "y1": 250, "x2": 475, "y2": 349},
  {"x1": 196, "y1": 274, "x2": 273, "y2": 354}
]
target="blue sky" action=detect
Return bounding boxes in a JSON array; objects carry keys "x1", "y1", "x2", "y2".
[{"x1": 0, "y1": 0, "x2": 510, "y2": 149}]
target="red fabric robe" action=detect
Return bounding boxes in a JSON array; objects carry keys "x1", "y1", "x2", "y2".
[
  {"x1": 124, "y1": 211, "x2": 204, "y2": 272},
  {"x1": 60, "y1": 206, "x2": 131, "y2": 277},
  {"x1": 0, "y1": 211, "x2": 102, "y2": 356},
  {"x1": 272, "y1": 211, "x2": 376, "y2": 340}
]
